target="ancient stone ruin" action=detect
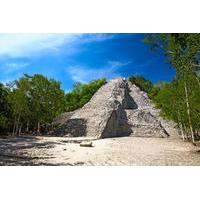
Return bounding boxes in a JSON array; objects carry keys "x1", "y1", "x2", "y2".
[{"x1": 51, "y1": 78, "x2": 175, "y2": 138}]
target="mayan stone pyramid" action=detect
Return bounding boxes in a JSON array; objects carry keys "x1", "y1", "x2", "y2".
[{"x1": 51, "y1": 78, "x2": 174, "y2": 138}]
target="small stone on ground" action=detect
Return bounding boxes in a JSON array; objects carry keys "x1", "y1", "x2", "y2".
[{"x1": 80, "y1": 141, "x2": 93, "y2": 147}]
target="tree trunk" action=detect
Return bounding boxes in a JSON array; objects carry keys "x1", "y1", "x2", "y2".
[
  {"x1": 191, "y1": 63, "x2": 200, "y2": 88},
  {"x1": 18, "y1": 123, "x2": 22, "y2": 135},
  {"x1": 37, "y1": 121, "x2": 40, "y2": 134},
  {"x1": 12, "y1": 116, "x2": 17, "y2": 136},
  {"x1": 15, "y1": 113, "x2": 21, "y2": 136},
  {"x1": 183, "y1": 123, "x2": 189, "y2": 140},
  {"x1": 194, "y1": 74, "x2": 200, "y2": 88},
  {"x1": 184, "y1": 81, "x2": 195, "y2": 143},
  {"x1": 26, "y1": 121, "x2": 29, "y2": 133},
  {"x1": 177, "y1": 111, "x2": 185, "y2": 141}
]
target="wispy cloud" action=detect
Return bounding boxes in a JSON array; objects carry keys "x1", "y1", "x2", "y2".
[
  {"x1": 107, "y1": 60, "x2": 132, "y2": 68},
  {"x1": 80, "y1": 34, "x2": 115, "y2": 43},
  {"x1": 0, "y1": 34, "x2": 80, "y2": 58},
  {"x1": 66, "y1": 60, "x2": 132, "y2": 83},
  {"x1": 0, "y1": 33, "x2": 115, "y2": 58}
]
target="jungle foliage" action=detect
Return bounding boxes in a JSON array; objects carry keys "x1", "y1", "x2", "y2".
[
  {"x1": 0, "y1": 74, "x2": 106, "y2": 135},
  {"x1": 143, "y1": 33, "x2": 200, "y2": 142}
]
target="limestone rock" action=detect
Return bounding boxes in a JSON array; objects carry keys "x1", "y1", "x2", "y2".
[
  {"x1": 80, "y1": 141, "x2": 93, "y2": 147},
  {"x1": 51, "y1": 78, "x2": 176, "y2": 138},
  {"x1": 127, "y1": 81, "x2": 176, "y2": 137}
]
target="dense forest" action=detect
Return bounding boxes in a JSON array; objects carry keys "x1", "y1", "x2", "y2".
[
  {"x1": 0, "y1": 75, "x2": 106, "y2": 135},
  {"x1": 0, "y1": 33, "x2": 200, "y2": 143}
]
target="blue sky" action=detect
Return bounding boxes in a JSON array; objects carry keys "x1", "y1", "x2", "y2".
[{"x1": 0, "y1": 33, "x2": 175, "y2": 92}]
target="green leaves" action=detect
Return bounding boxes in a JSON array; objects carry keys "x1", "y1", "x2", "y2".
[
  {"x1": 29, "y1": 74, "x2": 65, "y2": 124},
  {"x1": 1, "y1": 74, "x2": 65, "y2": 134}
]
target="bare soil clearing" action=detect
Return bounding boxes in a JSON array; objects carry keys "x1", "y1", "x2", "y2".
[{"x1": 0, "y1": 135, "x2": 200, "y2": 166}]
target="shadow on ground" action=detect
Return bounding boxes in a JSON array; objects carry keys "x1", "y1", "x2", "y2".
[{"x1": 0, "y1": 136, "x2": 62, "y2": 166}]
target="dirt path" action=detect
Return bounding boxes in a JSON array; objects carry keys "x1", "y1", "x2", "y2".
[{"x1": 0, "y1": 135, "x2": 200, "y2": 165}]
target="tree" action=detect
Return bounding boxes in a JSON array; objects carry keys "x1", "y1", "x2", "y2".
[
  {"x1": 0, "y1": 83, "x2": 11, "y2": 133},
  {"x1": 144, "y1": 33, "x2": 200, "y2": 142},
  {"x1": 27, "y1": 74, "x2": 65, "y2": 133},
  {"x1": 6, "y1": 74, "x2": 65, "y2": 135}
]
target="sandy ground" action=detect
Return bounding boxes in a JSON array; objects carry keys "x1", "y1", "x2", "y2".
[{"x1": 0, "y1": 135, "x2": 200, "y2": 166}]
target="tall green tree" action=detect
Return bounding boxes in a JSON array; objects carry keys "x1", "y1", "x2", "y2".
[
  {"x1": 28, "y1": 74, "x2": 65, "y2": 132},
  {"x1": 7, "y1": 74, "x2": 65, "y2": 134},
  {"x1": 8, "y1": 79, "x2": 31, "y2": 135},
  {"x1": 0, "y1": 83, "x2": 11, "y2": 133},
  {"x1": 144, "y1": 33, "x2": 200, "y2": 142}
]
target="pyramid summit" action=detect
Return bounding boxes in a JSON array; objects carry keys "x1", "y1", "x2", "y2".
[{"x1": 51, "y1": 78, "x2": 175, "y2": 138}]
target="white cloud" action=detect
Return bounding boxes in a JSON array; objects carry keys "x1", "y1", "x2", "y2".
[
  {"x1": 0, "y1": 33, "x2": 115, "y2": 58},
  {"x1": 66, "y1": 60, "x2": 132, "y2": 83},
  {"x1": 107, "y1": 60, "x2": 132, "y2": 68},
  {"x1": 0, "y1": 34, "x2": 80, "y2": 57},
  {"x1": 80, "y1": 34, "x2": 115, "y2": 43}
]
